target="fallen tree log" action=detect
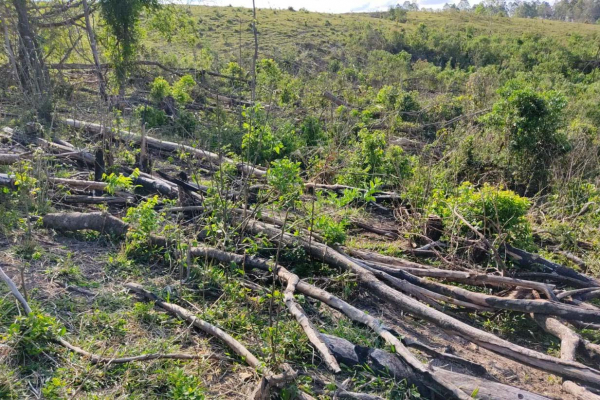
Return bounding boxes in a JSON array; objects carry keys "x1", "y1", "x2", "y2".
[
  {"x1": 322, "y1": 334, "x2": 549, "y2": 400},
  {"x1": 0, "y1": 152, "x2": 32, "y2": 165},
  {"x1": 369, "y1": 261, "x2": 556, "y2": 299},
  {"x1": 282, "y1": 274, "x2": 341, "y2": 373},
  {"x1": 61, "y1": 119, "x2": 266, "y2": 177},
  {"x1": 504, "y1": 244, "x2": 600, "y2": 288},
  {"x1": 360, "y1": 258, "x2": 600, "y2": 323}
]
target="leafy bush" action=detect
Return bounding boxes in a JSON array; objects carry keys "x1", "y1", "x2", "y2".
[
  {"x1": 429, "y1": 182, "x2": 531, "y2": 243},
  {"x1": 242, "y1": 105, "x2": 283, "y2": 164},
  {"x1": 4, "y1": 312, "x2": 65, "y2": 356},
  {"x1": 481, "y1": 81, "x2": 570, "y2": 194},
  {"x1": 135, "y1": 105, "x2": 169, "y2": 128},
  {"x1": 338, "y1": 129, "x2": 412, "y2": 187},
  {"x1": 172, "y1": 74, "x2": 196, "y2": 105},
  {"x1": 267, "y1": 158, "x2": 303, "y2": 206},
  {"x1": 150, "y1": 76, "x2": 171, "y2": 103}
]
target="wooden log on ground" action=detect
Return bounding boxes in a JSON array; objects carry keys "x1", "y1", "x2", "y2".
[
  {"x1": 61, "y1": 195, "x2": 131, "y2": 205},
  {"x1": 282, "y1": 274, "x2": 341, "y2": 373},
  {"x1": 504, "y1": 244, "x2": 599, "y2": 287},
  {"x1": 362, "y1": 259, "x2": 600, "y2": 323},
  {"x1": 62, "y1": 119, "x2": 266, "y2": 177},
  {"x1": 373, "y1": 262, "x2": 556, "y2": 299},
  {"x1": 42, "y1": 212, "x2": 129, "y2": 237},
  {"x1": 0, "y1": 152, "x2": 31, "y2": 164}
]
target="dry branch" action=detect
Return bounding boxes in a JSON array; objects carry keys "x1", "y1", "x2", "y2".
[
  {"x1": 282, "y1": 274, "x2": 341, "y2": 373},
  {"x1": 125, "y1": 282, "x2": 263, "y2": 369}
]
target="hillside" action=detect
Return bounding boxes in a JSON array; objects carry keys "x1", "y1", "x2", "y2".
[{"x1": 2, "y1": 3, "x2": 600, "y2": 400}]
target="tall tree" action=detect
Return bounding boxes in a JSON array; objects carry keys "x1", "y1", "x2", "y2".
[
  {"x1": 98, "y1": 0, "x2": 159, "y2": 97},
  {"x1": 10, "y1": 0, "x2": 51, "y2": 119}
]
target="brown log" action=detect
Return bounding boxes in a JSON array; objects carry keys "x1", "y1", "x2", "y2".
[
  {"x1": 390, "y1": 264, "x2": 556, "y2": 299},
  {"x1": 350, "y1": 220, "x2": 399, "y2": 240},
  {"x1": 62, "y1": 119, "x2": 266, "y2": 177},
  {"x1": 42, "y1": 212, "x2": 129, "y2": 236},
  {"x1": 0, "y1": 152, "x2": 31, "y2": 164},
  {"x1": 61, "y1": 195, "x2": 131, "y2": 205},
  {"x1": 57, "y1": 338, "x2": 226, "y2": 364},
  {"x1": 345, "y1": 248, "x2": 428, "y2": 270}
]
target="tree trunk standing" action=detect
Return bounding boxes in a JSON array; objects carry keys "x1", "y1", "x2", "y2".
[
  {"x1": 82, "y1": 0, "x2": 107, "y2": 101},
  {"x1": 1, "y1": 12, "x2": 22, "y2": 92},
  {"x1": 11, "y1": 0, "x2": 51, "y2": 120}
]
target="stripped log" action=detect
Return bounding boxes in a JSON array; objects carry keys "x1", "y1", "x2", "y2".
[
  {"x1": 372, "y1": 262, "x2": 556, "y2": 299},
  {"x1": 61, "y1": 119, "x2": 266, "y2": 177}
]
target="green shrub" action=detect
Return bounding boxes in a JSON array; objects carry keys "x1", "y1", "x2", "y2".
[
  {"x1": 481, "y1": 81, "x2": 570, "y2": 194},
  {"x1": 429, "y1": 182, "x2": 531, "y2": 243},
  {"x1": 135, "y1": 105, "x2": 169, "y2": 128},
  {"x1": 172, "y1": 74, "x2": 196, "y2": 105},
  {"x1": 150, "y1": 76, "x2": 171, "y2": 103}
]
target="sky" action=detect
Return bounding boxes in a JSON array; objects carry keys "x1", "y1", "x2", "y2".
[{"x1": 183, "y1": 0, "x2": 476, "y2": 13}]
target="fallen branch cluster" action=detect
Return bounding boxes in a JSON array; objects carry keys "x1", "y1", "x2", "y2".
[{"x1": 3, "y1": 117, "x2": 600, "y2": 398}]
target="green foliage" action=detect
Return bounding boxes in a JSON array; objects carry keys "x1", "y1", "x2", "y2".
[
  {"x1": 4, "y1": 312, "x2": 65, "y2": 356},
  {"x1": 482, "y1": 81, "x2": 570, "y2": 193},
  {"x1": 172, "y1": 75, "x2": 196, "y2": 105},
  {"x1": 267, "y1": 158, "x2": 303, "y2": 207},
  {"x1": 100, "y1": 0, "x2": 160, "y2": 89},
  {"x1": 429, "y1": 182, "x2": 531, "y2": 243},
  {"x1": 314, "y1": 214, "x2": 348, "y2": 245},
  {"x1": 150, "y1": 76, "x2": 171, "y2": 103},
  {"x1": 242, "y1": 104, "x2": 283, "y2": 164},
  {"x1": 135, "y1": 105, "x2": 169, "y2": 128},
  {"x1": 339, "y1": 129, "x2": 412, "y2": 187},
  {"x1": 103, "y1": 169, "x2": 138, "y2": 195},
  {"x1": 167, "y1": 369, "x2": 205, "y2": 399}
]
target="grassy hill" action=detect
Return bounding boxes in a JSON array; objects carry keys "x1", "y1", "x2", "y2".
[{"x1": 143, "y1": 6, "x2": 600, "y2": 67}]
